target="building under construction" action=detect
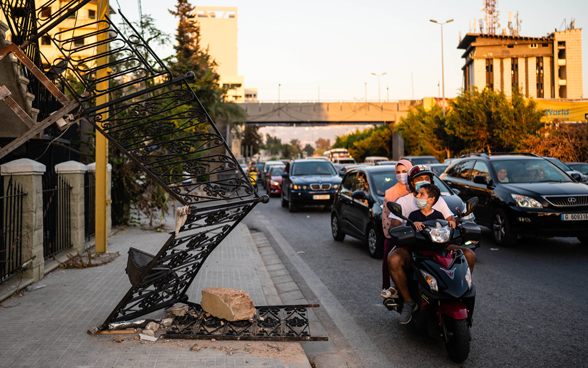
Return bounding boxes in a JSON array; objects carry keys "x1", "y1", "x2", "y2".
[{"x1": 458, "y1": 27, "x2": 583, "y2": 99}]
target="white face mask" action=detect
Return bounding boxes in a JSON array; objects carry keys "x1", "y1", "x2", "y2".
[
  {"x1": 415, "y1": 197, "x2": 429, "y2": 209},
  {"x1": 396, "y1": 173, "x2": 408, "y2": 185}
]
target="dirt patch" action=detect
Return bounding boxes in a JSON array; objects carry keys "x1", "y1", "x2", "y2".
[{"x1": 58, "y1": 249, "x2": 120, "y2": 269}]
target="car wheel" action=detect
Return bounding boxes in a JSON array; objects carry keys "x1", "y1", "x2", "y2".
[
  {"x1": 281, "y1": 190, "x2": 288, "y2": 207},
  {"x1": 367, "y1": 224, "x2": 384, "y2": 258},
  {"x1": 577, "y1": 236, "x2": 588, "y2": 244},
  {"x1": 288, "y1": 193, "x2": 298, "y2": 213},
  {"x1": 331, "y1": 213, "x2": 345, "y2": 241},
  {"x1": 491, "y1": 209, "x2": 516, "y2": 246}
]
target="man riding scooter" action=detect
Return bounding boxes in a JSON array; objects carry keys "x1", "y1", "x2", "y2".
[{"x1": 387, "y1": 165, "x2": 476, "y2": 324}]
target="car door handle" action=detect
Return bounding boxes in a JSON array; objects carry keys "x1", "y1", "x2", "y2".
[{"x1": 464, "y1": 185, "x2": 470, "y2": 190}]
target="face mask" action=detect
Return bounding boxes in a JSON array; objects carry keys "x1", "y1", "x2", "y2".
[
  {"x1": 415, "y1": 197, "x2": 429, "y2": 209},
  {"x1": 414, "y1": 180, "x2": 430, "y2": 192},
  {"x1": 396, "y1": 173, "x2": 407, "y2": 185}
]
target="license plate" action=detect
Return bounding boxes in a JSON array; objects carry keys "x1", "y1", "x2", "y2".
[
  {"x1": 313, "y1": 194, "x2": 330, "y2": 200},
  {"x1": 561, "y1": 213, "x2": 588, "y2": 221}
]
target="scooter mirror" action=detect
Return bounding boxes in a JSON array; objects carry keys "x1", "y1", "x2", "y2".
[
  {"x1": 386, "y1": 201, "x2": 404, "y2": 217},
  {"x1": 464, "y1": 197, "x2": 479, "y2": 216}
]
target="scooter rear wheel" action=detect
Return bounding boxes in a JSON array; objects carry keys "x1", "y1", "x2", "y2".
[{"x1": 444, "y1": 318, "x2": 470, "y2": 363}]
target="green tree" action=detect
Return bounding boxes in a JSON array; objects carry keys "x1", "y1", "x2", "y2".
[
  {"x1": 263, "y1": 134, "x2": 282, "y2": 156},
  {"x1": 332, "y1": 126, "x2": 392, "y2": 162},
  {"x1": 315, "y1": 137, "x2": 331, "y2": 150},
  {"x1": 241, "y1": 126, "x2": 262, "y2": 156},
  {"x1": 303, "y1": 143, "x2": 315, "y2": 157},
  {"x1": 396, "y1": 104, "x2": 450, "y2": 161}
]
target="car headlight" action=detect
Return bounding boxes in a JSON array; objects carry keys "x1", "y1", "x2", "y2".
[
  {"x1": 465, "y1": 267, "x2": 472, "y2": 289},
  {"x1": 511, "y1": 194, "x2": 543, "y2": 208},
  {"x1": 293, "y1": 185, "x2": 300, "y2": 190},
  {"x1": 428, "y1": 224, "x2": 451, "y2": 243},
  {"x1": 420, "y1": 270, "x2": 438, "y2": 292},
  {"x1": 332, "y1": 184, "x2": 339, "y2": 189},
  {"x1": 271, "y1": 181, "x2": 279, "y2": 186}
]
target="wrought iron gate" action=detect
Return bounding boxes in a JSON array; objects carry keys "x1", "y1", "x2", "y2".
[
  {"x1": 42, "y1": 170, "x2": 71, "y2": 258},
  {"x1": 0, "y1": 176, "x2": 26, "y2": 283}
]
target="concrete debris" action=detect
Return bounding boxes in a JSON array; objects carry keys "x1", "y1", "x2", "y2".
[
  {"x1": 169, "y1": 303, "x2": 190, "y2": 317},
  {"x1": 141, "y1": 329, "x2": 155, "y2": 337},
  {"x1": 201, "y1": 287, "x2": 256, "y2": 321},
  {"x1": 26, "y1": 284, "x2": 46, "y2": 292},
  {"x1": 160, "y1": 318, "x2": 173, "y2": 327},
  {"x1": 190, "y1": 345, "x2": 201, "y2": 352},
  {"x1": 139, "y1": 333, "x2": 158, "y2": 342},
  {"x1": 145, "y1": 322, "x2": 160, "y2": 331},
  {"x1": 113, "y1": 336, "x2": 124, "y2": 343}
]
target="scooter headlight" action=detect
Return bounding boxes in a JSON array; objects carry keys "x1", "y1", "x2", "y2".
[
  {"x1": 465, "y1": 267, "x2": 473, "y2": 289},
  {"x1": 420, "y1": 270, "x2": 438, "y2": 292},
  {"x1": 429, "y1": 224, "x2": 451, "y2": 243}
]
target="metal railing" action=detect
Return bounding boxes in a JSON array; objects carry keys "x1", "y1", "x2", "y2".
[
  {"x1": 42, "y1": 169, "x2": 72, "y2": 258},
  {"x1": 84, "y1": 171, "x2": 95, "y2": 240},
  {"x1": 0, "y1": 176, "x2": 26, "y2": 284}
]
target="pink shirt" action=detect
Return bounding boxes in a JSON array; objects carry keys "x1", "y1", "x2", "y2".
[{"x1": 382, "y1": 183, "x2": 410, "y2": 238}]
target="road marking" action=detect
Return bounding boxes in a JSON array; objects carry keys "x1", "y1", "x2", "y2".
[{"x1": 261, "y1": 218, "x2": 391, "y2": 367}]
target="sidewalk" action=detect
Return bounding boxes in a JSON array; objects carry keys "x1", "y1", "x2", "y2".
[{"x1": 0, "y1": 223, "x2": 312, "y2": 368}]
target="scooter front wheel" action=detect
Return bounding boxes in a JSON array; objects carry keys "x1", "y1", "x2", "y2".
[{"x1": 444, "y1": 317, "x2": 470, "y2": 363}]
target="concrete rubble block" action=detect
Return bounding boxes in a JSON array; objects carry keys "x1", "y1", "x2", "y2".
[
  {"x1": 201, "y1": 287, "x2": 257, "y2": 322},
  {"x1": 145, "y1": 322, "x2": 160, "y2": 331},
  {"x1": 161, "y1": 318, "x2": 173, "y2": 327},
  {"x1": 169, "y1": 303, "x2": 189, "y2": 317},
  {"x1": 140, "y1": 329, "x2": 155, "y2": 337}
]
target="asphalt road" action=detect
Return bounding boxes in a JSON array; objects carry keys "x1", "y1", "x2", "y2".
[{"x1": 243, "y1": 190, "x2": 588, "y2": 368}]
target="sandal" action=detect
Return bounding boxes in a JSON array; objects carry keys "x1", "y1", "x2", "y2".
[{"x1": 381, "y1": 286, "x2": 399, "y2": 299}]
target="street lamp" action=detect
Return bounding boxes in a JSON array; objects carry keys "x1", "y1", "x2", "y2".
[
  {"x1": 430, "y1": 19, "x2": 453, "y2": 115},
  {"x1": 371, "y1": 72, "x2": 387, "y2": 103}
]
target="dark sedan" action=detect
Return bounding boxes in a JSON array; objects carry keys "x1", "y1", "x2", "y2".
[
  {"x1": 331, "y1": 166, "x2": 472, "y2": 258},
  {"x1": 281, "y1": 159, "x2": 342, "y2": 212}
]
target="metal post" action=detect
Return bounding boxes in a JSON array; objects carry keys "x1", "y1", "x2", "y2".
[
  {"x1": 95, "y1": 0, "x2": 110, "y2": 253},
  {"x1": 430, "y1": 19, "x2": 453, "y2": 116}
]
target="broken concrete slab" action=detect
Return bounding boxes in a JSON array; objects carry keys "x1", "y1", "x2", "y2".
[{"x1": 201, "y1": 287, "x2": 256, "y2": 322}]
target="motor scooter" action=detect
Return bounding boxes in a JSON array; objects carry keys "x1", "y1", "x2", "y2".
[{"x1": 384, "y1": 197, "x2": 481, "y2": 363}]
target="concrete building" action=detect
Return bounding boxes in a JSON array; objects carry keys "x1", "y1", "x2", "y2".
[
  {"x1": 196, "y1": 6, "x2": 257, "y2": 102},
  {"x1": 458, "y1": 28, "x2": 583, "y2": 99}
]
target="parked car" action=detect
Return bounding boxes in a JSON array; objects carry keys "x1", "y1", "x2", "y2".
[
  {"x1": 265, "y1": 166, "x2": 285, "y2": 196},
  {"x1": 338, "y1": 163, "x2": 373, "y2": 177},
  {"x1": 281, "y1": 159, "x2": 342, "y2": 212},
  {"x1": 444, "y1": 158, "x2": 458, "y2": 165},
  {"x1": 401, "y1": 156, "x2": 440, "y2": 165},
  {"x1": 441, "y1": 153, "x2": 588, "y2": 245},
  {"x1": 332, "y1": 157, "x2": 356, "y2": 165},
  {"x1": 262, "y1": 161, "x2": 285, "y2": 189},
  {"x1": 331, "y1": 166, "x2": 473, "y2": 258},
  {"x1": 375, "y1": 160, "x2": 397, "y2": 166},
  {"x1": 240, "y1": 164, "x2": 248, "y2": 174},
  {"x1": 543, "y1": 157, "x2": 588, "y2": 183},
  {"x1": 364, "y1": 156, "x2": 389, "y2": 164},
  {"x1": 429, "y1": 164, "x2": 449, "y2": 176},
  {"x1": 254, "y1": 162, "x2": 265, "y2": 182},
  {"x1": 567, "y1": 162, "x2": 588, "y2": 175}
]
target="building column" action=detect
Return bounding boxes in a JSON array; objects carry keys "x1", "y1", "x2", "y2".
[
  {"x1": 503, "y1": 58, "x2": 512, "y2": 97},
  {"x1": 473, "y1": 59, "x2": 486, "y2": 91},
  {"x1": 87, "y1": 163, "x2": 111, "y2": 237},
  {"x1": 55, "y1": 161, "x2": 86, "y2": 253},
  {"x1": 493, "y1": 59, "x2": 501, "y2": 91},
  {"x1": 518, "y1": 57, "x2": 526, "y2": 95},
  {"x1": 544, "y1": 57, "x2": 553, "y2": 98},
  {"x1": 0, "y1": 159, "x2": 45, "y2": 281},
  {"x1": 528, "y1": 57, "x2": 537, "y2": 98}
]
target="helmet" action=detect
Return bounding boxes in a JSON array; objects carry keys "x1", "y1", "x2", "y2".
[{"x1": 408, "y1": 165, "x2": 434, "y2": 192}]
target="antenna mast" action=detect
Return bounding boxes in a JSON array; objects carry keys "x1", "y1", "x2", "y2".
[{"x1": 483, "y1": 0, "x2": 499, "y2": 35}]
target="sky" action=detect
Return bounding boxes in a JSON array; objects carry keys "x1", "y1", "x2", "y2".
[{"x1": 113, "y1": 0, "x2": 588, "y2": 147}]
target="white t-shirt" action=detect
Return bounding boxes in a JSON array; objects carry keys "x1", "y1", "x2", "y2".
[{"x1": 388, "y1": 193, "x2": 454, "y2": 225}]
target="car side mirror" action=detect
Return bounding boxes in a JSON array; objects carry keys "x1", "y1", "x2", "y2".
[
  {"x1": 352, "y1": 190, "x2": 367, "y2": 201},
  {"x1": 473, "y1": 175, "x2": 488, "y2": 185},
  {"x1": 282, "y1": 173, "x2": 288, "y2": 179},
  {"x1": 452, "y1": 188, "x2": 461, "y2": 195},
  {"x1": 570, "y1": 173, "x2": 581, "y2": 182},
  {"x1": 339, "y1": 172, "x2": 345, "y2": 177}
]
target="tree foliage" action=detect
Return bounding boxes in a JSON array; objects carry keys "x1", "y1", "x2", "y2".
[
  {"x1": 395, "y1": 104, "x2": 450, "y2": 160},
  {"x1": 303, "y1": 144, "x2": 315, "y2": 156},
  {"x1": 523, "y1": 122, "x2": 588, "y2": 162},
  {"x1": 315, "y1": 137, "x2": 331, "y2": 150},
  {"x1": 332, "y1": 126, "x2": 392, "y2": 162},
  {"x1": 241, "y1": 126, "x2": 262, "y2": 156}
]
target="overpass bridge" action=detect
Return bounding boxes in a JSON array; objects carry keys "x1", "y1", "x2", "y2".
[
  {"x1": 238, "y1": 100, "x2": 423, "y2": 160},
  {"x1": 239, "y1": 100, "x2": 421, "y2": 126}
]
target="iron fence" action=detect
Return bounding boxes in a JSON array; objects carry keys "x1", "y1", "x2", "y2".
[
  {"x1": 42, "y1": 169, "x2": 72, "y2": 258},
  {"x1": 0, "y1": 176, "x2": 26, "y2": 284},
  {"x1": 84, "y1": 171, "x2": 95, "y2": 240}
]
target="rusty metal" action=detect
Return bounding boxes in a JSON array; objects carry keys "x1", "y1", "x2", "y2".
[
  {"x1": 2, "y1": 94, "x2": 35, "y2": 128},
  {"x1": 164, "y1": 303, "x2": 327, "y2": 342}
]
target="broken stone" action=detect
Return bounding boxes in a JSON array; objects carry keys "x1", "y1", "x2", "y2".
[
  {"x1": 211, "y1": 338, "x2": 216, "y2": 342},
  {"x1": 201, "y1": 287, "x2": 256, "y2": 321},
  {"x1": 141, "y1": 329, "x2": 155, "y2": 337},
  {"x1": 191, "y1": 345, "x2": 201, "y2": 352},
  {"x1": 134, "y1": 336, "x2": 140, "y2": 341},
  {"x1": 145, "y1": 322, "x2": 160, "y2": 331},
  {"x1": 160, "y1": 318, "x2": 173, "y2": 327},
  {"x1": 169, "y1": 303, "x2": 190, "y2": 317},
  {"x1": 114, "y1": 336, "x2": 124, "y2": 343},
  {"x1": 139, "y1": 333, "x2": 158, "y2": 342}
]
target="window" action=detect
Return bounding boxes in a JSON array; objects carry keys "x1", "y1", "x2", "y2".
[
  {"x1": 536, "y1": 57, "x2": 544, "y2": 98},
  {"x1": 41, "y1": 35, "x2": 51, "y2": 45},
  {"x1": 89, "y1": 9, "x2": 95, "y2": 19},
  {"x1": 511, "y1": 58, "x2": 519, "y2": 91},
  {"x1": 529, "y1": 43, "x2": 538, "y2": 48},
  {"x1": 472, "y1": 161, "x2": 490, "y2": 180},
  {"x1": 507, "y1": 45, "x2": 514, "y2": 48},
  {"x1": 341, "y1": 172, "x2": 357, "y2": 197},
  {"x1": 73, "y1": 36, "x2": 84, "y2": 46},
  {"x1": 486, "y1": 59, "x2": 494, "y2": 90},
  {"x1": 353, "y1": 172, "x2": 369, "y2": 195},
  {"x1": 40, "y1": 7, "x2": 52, "y2": 18},
  {"x1": 542, "y1": 43, "x2": 549, "y2": 47},
  {"x1": 68, "y1": 10, "x2": 76, "y2": 19},
  {"x1": 447, "y1": 160, "x2": 474, "y2": 181}
]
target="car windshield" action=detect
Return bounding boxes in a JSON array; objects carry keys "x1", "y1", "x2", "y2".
[
  {"x1": 370, "y1": 172, "x2": 453, "y2": 197},
  {"x1": 255, "y1": 163, "x2": 264, "y2": 170},
  {"x1": 291, "y1": 161, "x2": 336, "y2": 176},
  {"x1": 264, "y1": 162, "x2": 283, "y2": 172},
  {"x1": 411, "y1": 157, "x2": 440, "y2": 165},
  {"x1": 270, "y1": 167, "x2": 284, "y2": 176},
  {"x1": 546, "y1": 158, "x2": 572, "y2": 171},
  {"x1": 491, "y1": 159, "x2": 573, "y2": 183},
  {"x1": 568, "y1": 163, "x2": 588, "y2": 174},
  {"x1": 430, "y1": 165, "x2": 448, "y2": 176}
]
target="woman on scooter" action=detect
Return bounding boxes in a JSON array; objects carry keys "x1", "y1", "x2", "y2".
[{"x1": 380, "y1": 159, "x2": 413, "y2": 299}]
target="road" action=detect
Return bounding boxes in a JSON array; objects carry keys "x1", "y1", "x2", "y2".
[{"x1": 243, "y1": 192, "x2": 588, "y2": 367}]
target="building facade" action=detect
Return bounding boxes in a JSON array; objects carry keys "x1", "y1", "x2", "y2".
[
  {"x1": 458, "y1": 28, "x2": 583, "y2": 99},
  {"x1": 195, "y1": 6, "x2": 257, "y2": 102}
]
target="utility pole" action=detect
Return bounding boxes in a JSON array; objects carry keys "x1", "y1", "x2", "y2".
[
  {"x1": 318, "y1": 86, "x2": 320, "y2": 102},
  {"x1": 411, "y1": 72, "x2": 414, "y2": 100},
  {"x1": 371, "y1": 72, "x2": 386, "y2": 103},
  {"x1": 95, "y1": 0, "x2": 110, "y2": 253},
  {"x1": 364, "y1": 82, "x2": 367, "y2": 114},
  {"x1": 430, "y1": 19, "x2": 454, "y2": 115},
  {"x1": 278, "y1": 83, "x2": 281, "y2": 116}
]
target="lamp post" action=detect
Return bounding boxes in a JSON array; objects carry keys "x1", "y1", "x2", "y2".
[
  {"x1": 371, "y1": 72, "x2": 387, "y2": 103},
  {"x1": 430, "y1": 19, "x2": 453, "y2": 115}
]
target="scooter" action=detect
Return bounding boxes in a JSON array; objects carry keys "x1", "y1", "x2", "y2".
[{"x1": 384, "y1": 198, "x2": 481, "y2": 363}]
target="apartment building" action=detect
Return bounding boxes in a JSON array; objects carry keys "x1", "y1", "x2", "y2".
[{"x1": 458, "y1": 28, "x2": 583, "y2": 99}]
